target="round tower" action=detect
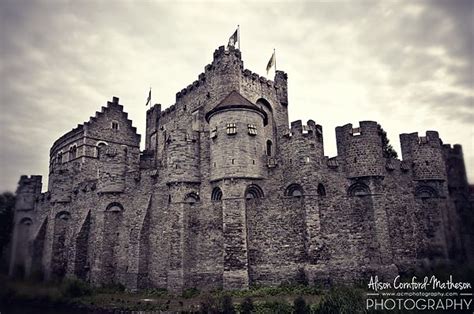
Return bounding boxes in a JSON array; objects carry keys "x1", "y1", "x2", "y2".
[
  {"x1": 336, "y1": 121, "x2": 385, "y2": 178},
  {"x1": 206, "y1": 90, "x2": 268, "y2": 182},
  {"x1": 164, "y1": 129, "x2": 201, "y2": 184},
  {"x1": 400, "y1": 131, "x2": 447, "y2": 181},
  {"x1": 280, "y1": 119, "x2": 325, "y2": 188}
]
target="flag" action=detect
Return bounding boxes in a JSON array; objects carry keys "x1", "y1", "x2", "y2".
[
  {"x1": 228, "y1": 28, "x2": 238, "y2": 48},
  {"x1": 266, "y1": 51, "x2": 276, "y2": 74},
  {"x1": 145, "y1": 89, "x2": 151, "y2": 106}
]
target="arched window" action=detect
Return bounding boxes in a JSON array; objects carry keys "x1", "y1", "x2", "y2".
[
  {"x1": 415, "y1": 186, "x2": 438, "y2": 199},
  {"x1": 348, "y1": 182, "x2": 370, "y2": 197},
  {"x1": 96, "y1": 142, "x2": 107, "y2": 159},
  {"x1": 55, "y1": 211, "x2": 70, "y2": 221},
  {"x1": 256, "y1": 98, "x2": 273, "y2": 113},
  {"x1": 317, "y1": 183, "x2": 326, "y2": 196},
  {"x1": 57, "y1": 152, "x2": 63, "y2": 164},
  {"x1": 19, "y1": 217, "x2": 33, "y2": 226},
  {"x1": 106, "y1": 202, "x2": 124, "y2": 212},
  {"x1": 211, "y1": 187, "x2": 223, "y2": 201},
  {"x1": 285, "y1": 183, "x2": 304, "y2": 197},
  {"x1": 266, "y1": 140, "x2": 273, "y2": 156},
  {"x1": 69, "y1": 146, "x2": 77, "y2": 161},
  {"x1": 184, "y1": 192, "x2": 200, "y2": 204},
  {"x1": 245, "y1": 184, "x2": 264, "y2": 200}
]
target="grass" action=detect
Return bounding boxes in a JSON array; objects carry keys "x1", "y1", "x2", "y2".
[{"x1": 2, "y1": 263, "x2": 472, "y2": 313}]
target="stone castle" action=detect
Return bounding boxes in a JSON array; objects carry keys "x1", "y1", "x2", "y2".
[{"x1": 9, "y1": 45, "x2": 473, "y2": 292}]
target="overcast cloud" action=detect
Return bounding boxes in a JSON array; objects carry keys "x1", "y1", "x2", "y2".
[{"x1": 0, "y1": 0, "x2": 472, "y2": 192}]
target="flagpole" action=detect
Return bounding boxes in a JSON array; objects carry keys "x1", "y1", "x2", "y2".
[
  {"x1": 274, "y1": 48, "x2": 276, "y2": 73},
  {"x1": 238, "y1": 24, "x2": 240, "y2": 50}
]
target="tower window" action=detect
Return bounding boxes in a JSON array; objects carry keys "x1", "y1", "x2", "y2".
[
  {"x1": 266, "y1": 140, "x2": 273, "y2": 156},
  {"x1": 210, "y1": 127, "x2": 217, "y2": 139},
  {"x1": 69, "y1": 145, "x2": 77, "y2": 161},
  {"x1": 248, "y1": 124, "x2": 257, "y2": 136},
  {"x1": 226, "y1": 123, "x2": 237, "y2": 135},
  {"x1": 111, "y1": 121, "x2": 119, "y2": 130}
]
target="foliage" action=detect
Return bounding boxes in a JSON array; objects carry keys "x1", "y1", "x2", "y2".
[
  {"x1": 0, "y1": 192, "x2": 15, "y2": 259},
  {"x1": 60, "y1": 278, "x2": 92, "y2": 298},
  {"x1": 253, "y1": 300, "x2": 293, "y2": 313},
  {"x1": 314, "y1": 286, "x2": 365, "y2": 314},
  {"x1": 294, "y1": 296, "x2": 310, "y2": 314},
  {"x1": 182, "y1": 287, "x2": 200, "y2": 299},
  {"x1": 222, "y1": 295, "x2": 236, "y2": 314},
  {"x1": 239, "y1": 297, "x2": 254, "y2": 314},
  {"x1": 378, "y1": 125, "x2": 398, "y2": 159}
]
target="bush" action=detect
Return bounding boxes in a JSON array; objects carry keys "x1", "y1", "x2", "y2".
[
  {"x1": 314, "y1": 286, "x2": 365, "y2": 314},
  {"x1": 60, "y1": 278, "x2": 92, "y2": 298},
  {"x1": 182, "y1": 287, "x2": 200, "y2": 299},
  {"x1": 254, "y1": 301, "x2": 293, "y2": 313},
  {"x1": 222, "y1": 295, "x2": 235, "y2": 314},
  {"x1": 199, "y1": 294, "x2": 219, "y2": 314},
  {"x1": 240, "y1": 297, "x2": 254, "y2": 314},
  {"x1": 294, "y1": 296, "x2": 310, "y2": 314}
]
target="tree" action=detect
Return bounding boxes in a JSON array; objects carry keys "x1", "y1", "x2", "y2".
[
  {"x1": 0, "y1": 192, "x2": 15, "y2": 259},
  {"x1": 378, "y1": 125, "x2": 398, "y2": 159}
]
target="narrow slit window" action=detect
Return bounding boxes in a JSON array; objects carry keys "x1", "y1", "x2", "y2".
[
  {"x1": 226, "y1": 123, "x2": 237, "y2": 135},
  {"x1": 210, "y1": 126, "x2": 217, "y2": 139},
  {"x1": 248, "y1": 124, "x2": 257, "y2": 135}
]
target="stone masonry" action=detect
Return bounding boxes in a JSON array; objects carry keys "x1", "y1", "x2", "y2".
[{"x1": 9, "y1": 45, "x2": 473, "y2": 292}]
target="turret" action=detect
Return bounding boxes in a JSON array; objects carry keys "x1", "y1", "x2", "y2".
[
  {"x1": 206, "y1": 90, "x2": 267, "y2": 182},
  {"x1": 336, "y1": 121, "x2": 384, "y2": 178},
  {"x1": 205, "y1": 46, "x2": 244, "y2": 102},
  {"x1": 280, "y1": 120, "x2": 324, "y2": 184},
  {"x1": 163, "y1": 129, "x2": 201, "y2": 184},
  {"x1": 443, "y1": 144, "x2": 469, "y2": 192},
  {"x1": 400, "y1": 131, "x2": 447, "y2": 181},
  {"x1": 145, "y1": 104, "x2": 161, "y2": 152},
  {"x1": 15, "y1": 175, "x2": 42, "y2": 211}
]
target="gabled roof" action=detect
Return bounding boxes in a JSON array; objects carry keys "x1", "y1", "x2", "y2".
[{"x1": 205, "y1": 90, "x2": 268, "y2": 125}]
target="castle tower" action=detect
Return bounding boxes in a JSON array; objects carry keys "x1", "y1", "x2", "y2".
[
  {"x1": 206, "y1": 90, "x2": 268, "y2": 182},
  {"x1": 280, "y1": 119, "x2": 324, "y2": 189},
  {"x1": 205, "y1": 90, "x2": 268, "y2": 289},
  {"x1": 400, "y1": 131, "x2": 447, "y2": 182},
  {"x1": 9, "y1": 175, "x2": 42, "y2": 277},
  {"x1": 336, "y1": 121, "x2": 385, "y2": 178},
  {"x1": 400, "y1": 131, "x2": 449, "y2": 262}
]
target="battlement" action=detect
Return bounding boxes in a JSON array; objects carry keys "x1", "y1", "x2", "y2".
[
  {"x1": 400, "y1": 131, "x2": 441, "y2": 149},
  {"x1": 17, "y1": 175, "x2": 42, "y2": 192},
  {"x1": 213, "y1": 45, "x2": 242, "y2": 62},
  {"x1": 282, "y1": 120, "x2": 323, "y2": 142},
  {"x1": 443, "y1": 143, "x2": 463, "y2": 156}
]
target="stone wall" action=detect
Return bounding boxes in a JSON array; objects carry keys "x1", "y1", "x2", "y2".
[{"x1": 9, "y1": 46, "x2": 472, "y2": 293}]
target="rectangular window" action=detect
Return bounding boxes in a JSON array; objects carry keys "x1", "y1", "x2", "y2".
[
  {"x1": 210, "y1": 127, "x2": 217, "y2": 139},
  {"x1": 111, "y1": 121, "x2": 119, "y2": 130},
  {"x1": 226, "y1": 123, "x2": 237, "y2": 135},
  {"x1": 247, "y1": 124, "x2": 257, "y2": 135}
]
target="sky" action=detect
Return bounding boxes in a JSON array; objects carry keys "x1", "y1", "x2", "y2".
[{"x1": 0, "y1": 0, "x2": 472, "y2": 193}]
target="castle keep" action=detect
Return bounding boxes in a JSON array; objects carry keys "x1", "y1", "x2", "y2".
[{"x1": 9, "y1": 46, "x2": 472, "y2": 292}]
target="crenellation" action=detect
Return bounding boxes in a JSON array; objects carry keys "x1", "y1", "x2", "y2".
[{"x1": 10, "y1": 45, "x2": 471, "y2": 292}]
